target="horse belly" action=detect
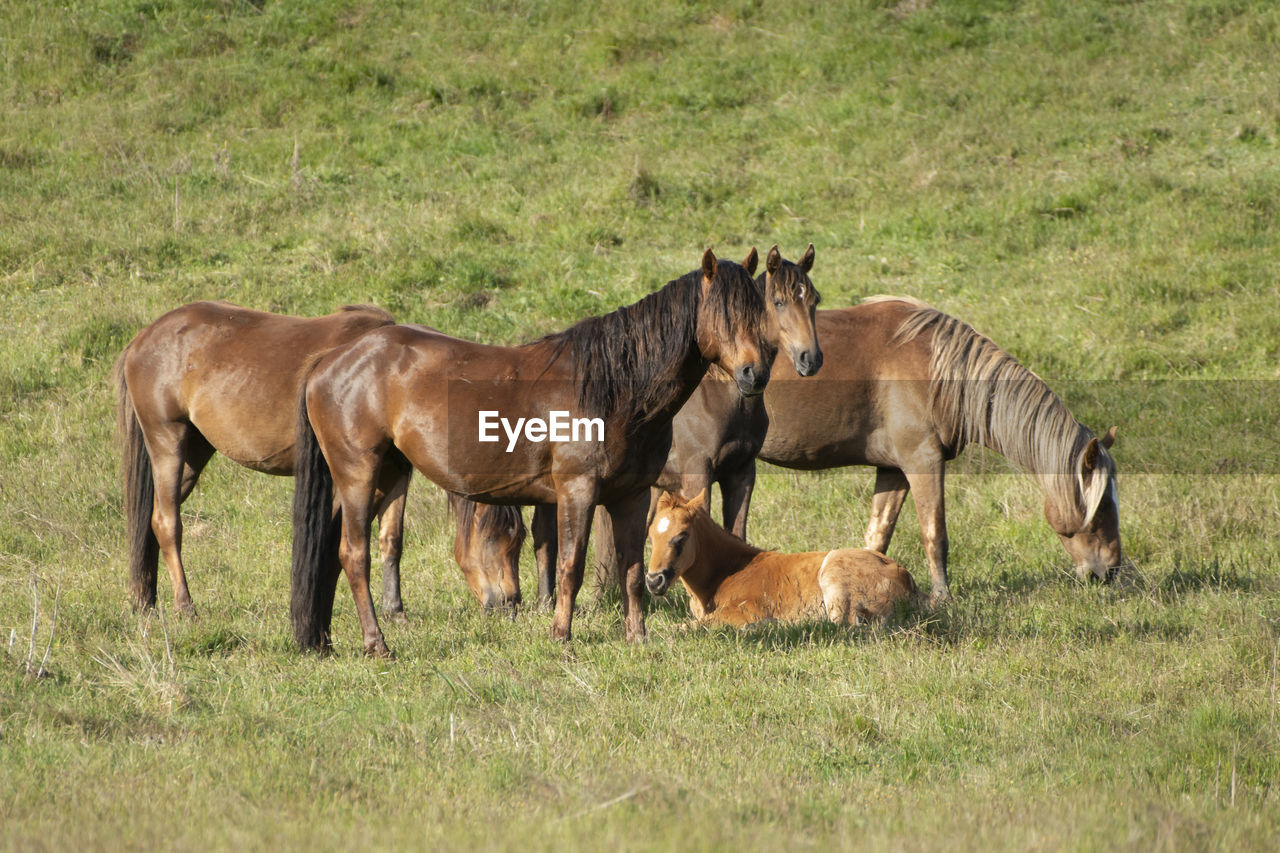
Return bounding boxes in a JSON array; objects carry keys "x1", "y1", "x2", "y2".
[{"x1": 184, "y1": 366, "x2": 302, "y2": 474}]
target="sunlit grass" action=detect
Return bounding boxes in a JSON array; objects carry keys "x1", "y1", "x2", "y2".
[{"x1": 2, "y1": 0, "x2": 1279, "y2": 848}]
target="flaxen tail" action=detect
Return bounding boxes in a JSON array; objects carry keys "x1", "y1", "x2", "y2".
[
  {"x1": 290, "y1": 379, "x2": 340, "y2": 653},
  {"x1": 115, "y1": 347, "x2": 159, "y2": 610}
]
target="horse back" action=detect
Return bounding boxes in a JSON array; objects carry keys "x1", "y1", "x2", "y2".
[
  {"x1": 816, "y1": 548, "x2": 917, "y2": 623},
  {"x1": 710, "y1": 550, "x2": 828, "y2": 624},
  {"x1": 122, "y1": 301, "x2": 395, "y2": 473}
]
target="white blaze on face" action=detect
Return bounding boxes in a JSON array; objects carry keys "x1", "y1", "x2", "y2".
[
  {"x1": 798, "y1": 284, "x2": 805, "y2": 300},
  {"x1": 656, "y1": 516, "x2": 670, "y2": 535}
]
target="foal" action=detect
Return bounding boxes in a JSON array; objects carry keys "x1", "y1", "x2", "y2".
[{"x1": 645, "y1": 490, "x2": 918, "y2": 627}]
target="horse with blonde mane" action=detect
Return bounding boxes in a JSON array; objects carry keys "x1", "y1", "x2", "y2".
[
  {"x1": 645, "y1": 489, "x2": 918, "y2": 627},
  {"x1": 607, "y1": 297, "x2": 1121, "y2": 602}
]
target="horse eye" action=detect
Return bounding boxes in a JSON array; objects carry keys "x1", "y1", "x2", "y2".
[{"x1": 773, "y1": 299, "x2": 785, "y2": 309}]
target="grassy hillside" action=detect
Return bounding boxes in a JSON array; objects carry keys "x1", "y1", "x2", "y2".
[{"x1": 2, "y1": 0, "x2": 1278, "y2": 848}]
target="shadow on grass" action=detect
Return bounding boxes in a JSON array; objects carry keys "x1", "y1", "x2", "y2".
[
  {"x1": 175, "y1": 626, "x2": 248, "y2": 657},
  {"x1": 1155, "y1": 560, "x2": 1262, "y2": 594}
]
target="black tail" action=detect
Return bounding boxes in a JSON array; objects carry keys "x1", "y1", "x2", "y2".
[
  {"x1": 115, "y1": 348, "x2": 159, "y2": 610},
  {"x1": 290, "y1": 381, "x2": 340, "y2": 653}
]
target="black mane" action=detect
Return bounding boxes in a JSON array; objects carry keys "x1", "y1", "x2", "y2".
[{"x1": 544, "y1": 260, "x2": 768, "y2": 423}]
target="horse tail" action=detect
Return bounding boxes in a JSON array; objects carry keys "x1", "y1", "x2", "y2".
[
  {"x1": 114, "y1": 346, "x2": 159, "y2": 610},
  {"x1": 290, "y1": 372, "x2": 339, "y2": 653}
]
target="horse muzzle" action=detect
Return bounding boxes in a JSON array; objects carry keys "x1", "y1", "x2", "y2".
[
  {"x1": 1075, "y1": 560, "x2": 1117, "y2": 584},
  {"x1": 645, "y1": 569, "x2": 674, "y2": 596},
  {"x1": 734, "y1": 363, "x2": 770, "y2": 397},
  {"x1": 480, "y1": 586, "x2": 519, "y2": 611},
  {"x1": 792, "y1": 346, "x2": 823, "y2": 377}
]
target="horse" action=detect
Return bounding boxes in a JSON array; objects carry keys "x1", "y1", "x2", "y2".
[
  {"x1": 290, "y1": 248, "x2": 779, "y2": 656},
  {"x1": 539, "y1": 245, "x2": 823, "y2": 605},
  {"x1": 114, "y1": 301, "x2": 521, "y2": 618},
  {"x1": 623, "y1": 297, "x2": 1122, "y2": 602},
  {"x1": 448, "y1": 492, "x2": 525, "y2": 609},
  {"x1": 644, "y1": 489, "x2": 918, "y2": 627}
]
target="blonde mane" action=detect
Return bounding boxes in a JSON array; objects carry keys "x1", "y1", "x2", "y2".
[{"x1": 867, "y1": 296, "x2": 1114, "y2": 527}]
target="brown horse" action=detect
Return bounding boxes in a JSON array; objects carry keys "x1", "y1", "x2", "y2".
[
  {"x1": 632, "y1": 297, "x2": 1122, "y2": 601},
  {"x1": 449, "y1": 492, "x2": 525, "y2": 609},
  {"x1": 114, "y1": 301, "x2": 521, "y2": 618},
  {"x1": 290, "y1": 249, "x2": 777, "y2": 656},
  {"x1": 645, "y1": 489, "x2": 918, "y2": 627},
  {"x1": 550, "y1": 245, "x2": 823, "y2": 602}
]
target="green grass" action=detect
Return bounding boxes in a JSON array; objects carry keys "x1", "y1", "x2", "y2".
[{"x1": 3, "y1": 0, "x2": 1279, "y2": 848}]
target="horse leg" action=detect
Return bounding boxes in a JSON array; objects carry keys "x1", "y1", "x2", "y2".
[
  {"x1": 719, "y1": 461, "x2": 756, "y2": 540},
  {"x1": 373, "y1": 460, "x2": 410, "y2": 622},
  {"x1": 334, "y1": 463, "x2": 392, "y2": 658},
  {"x1": 865, "y1": 467, "x2": 910, "y2": 554},
  {"x1": 146, "y1": 422, "x2": 199, "y2": 616},
  {"x1": 604, "y1": 491, "x2": 650, "y2": 642},
  {"x1": 177, "y1": 433, "x2": 215, "y2": 503},
  {"x1": 550, "y1": 480, "x2": 597, "y2": 642},
  {"x1": 532, "y1": 502, "x2": 557, "y2": 610},
  {"x1": 591, "y1": 505, "x2": 618, "y2": 597},
  {"x1": 903, "y1": 461, "x2": 949, "y2": 604}
]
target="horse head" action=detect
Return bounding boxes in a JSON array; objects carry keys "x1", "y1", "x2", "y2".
[
  {"x1": 761, "y1": 244, "x2": 823, "y2": 377},
  {"x1": 695, "y1": 249, "x2": 774, "y2": 397},
  {"x1": 453, "y1": 500, "x2": 526, "y2": 610},
  {"x1": 645, "y1": 488, "x2": 709, "y2": 596},
  {"x1": 1044, "y1": 426, "x2": 1122, "y2": 582}
]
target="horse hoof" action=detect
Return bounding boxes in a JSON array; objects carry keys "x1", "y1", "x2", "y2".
[
  {"x1": 176, "y1": 603, "x2": 199, "y2": 621},
  {"x1": 384, "y1": 608, "x2": 409, "y2": 624},
  {"x1": 928, "y1": 590, "x2": 951, "y2": 608},
  {"x1": 365, "y1": 641, "x2": 396, "y2": 660}
]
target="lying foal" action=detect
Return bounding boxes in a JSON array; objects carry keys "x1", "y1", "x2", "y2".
[{"x1": 645, "y1": 490, "x2": 918, "y2": 627}]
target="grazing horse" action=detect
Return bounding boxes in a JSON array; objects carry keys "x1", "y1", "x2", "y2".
[
  {"x1": 449, "y1": 492, "x2": 525, "y2": 610},
  {"x1": 114, "y1": 302, "x2": 521, "y2": 618},
  {"x1": 644, "y1": 489, "x2": 918, "y2": 627},
  {"x1": 629, "y1": 298, "x2": 1122, "y2": 601},
  {"x1": 291, "y1": 249, "x2": 777, "y2": 656}
]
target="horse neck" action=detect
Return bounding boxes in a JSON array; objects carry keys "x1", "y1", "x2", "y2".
[
  {"x1": 912, "y1": 307, "x2": 1090, "y2": 514},
  {"x1": 637, "y1": 350, "x2": 712, "y2": 424},
  {"x1": 553, "y1": 274, "x2": 715, "y2": 428},
  {"x1": 967, "y1": 378, "x2": 1091, "y2": 514},
  {"x1": 679, "y1": 511, "x2": 762, "y2": 604}
]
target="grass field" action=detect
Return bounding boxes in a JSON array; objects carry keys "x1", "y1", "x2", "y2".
[{"x1": 2, "y1": 0, "x2": 1279, "y2": 848}]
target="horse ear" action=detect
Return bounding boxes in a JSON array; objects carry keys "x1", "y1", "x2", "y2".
[
  {"x1": 1082, "y1": 437, "x2": 1100, "y2": 472},
  {"x1": 1101, "y1": 426, "x2": 1117, "y2": 449},
  {"x1": 688, "y1": 488, "x2": 709, "y2": 510},
  {"x1": 742, "y1": 247, "x2": 759, "y2": 277},
  {"x1": 800, "y1": 243, "x2": 815, "y2": 273},
  {"x1": 701, "y1": 248, "x2": 718, "y2": 294},
  {"x1": 657, "y1": 491, "x2": 676, "y2": 511},
  {"x1": 766, "y1": 245, "x2": 782, "y2": 276}
]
